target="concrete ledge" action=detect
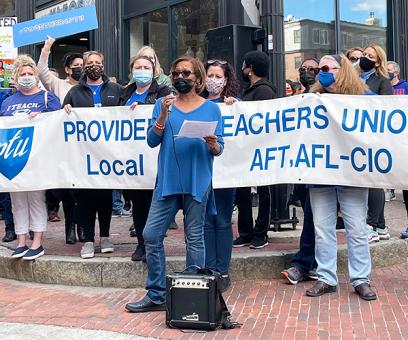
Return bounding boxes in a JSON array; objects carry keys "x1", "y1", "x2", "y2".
[{"x1": 0, "y1": 239, "x2": 407, "y2": 288}]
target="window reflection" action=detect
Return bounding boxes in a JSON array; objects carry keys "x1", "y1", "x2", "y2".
[
  {"x1": 284, "y1": 0, "x2": 335, "y2": 82},
  {"x1": 340, "y1": 0, "x2": 387, "y2": 52},
  {"x1": 129, "y1": 9, "x2": 169, "y2": 72}
]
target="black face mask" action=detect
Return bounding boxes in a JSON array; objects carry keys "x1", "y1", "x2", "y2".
[
  {"x1": 241, "y1": 69, "x2": 250, "y2": 83},
  {"x1": 173, "y1": 78, "x2": 194, "y2": 94},
  {"x1": 71, "y1": 67, "x2": 82, "y2": 81},
  {"x1": 299, "y1": 72, "x2": 316, "y2": 88},
  {"x1": 359, "y1": 57, "x2": 376, "y2": 72}
]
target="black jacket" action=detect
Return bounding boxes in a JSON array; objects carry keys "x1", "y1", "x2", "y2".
[
  {"x1": 119, "y1": 80, "x2": 171, "y2": 106},
  {"x1": 242, "y1": 78, "x2": 278, "y2": 101},
  {"x1": 63, "y1": 74, "x2": 123, "y2": 107},
  {"x1": 366, "y1": 73, "x2": 393, "y2": 95}
]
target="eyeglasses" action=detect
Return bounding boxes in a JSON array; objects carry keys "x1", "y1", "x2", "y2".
[
  {"x1": 207, "y1": 59, "x2": 228, "y2": 65},
  {"x1": 298, "y1": 66, "x2": 319, "y2": 75},
  {"x1": 349, "y1": 56, "x2": 360, "y2": 63},
  {"x1": 318, "y1": 65, "x2": 340, "y2": 72},
  {"x1": 171, "y1": 70, "x2": 193, "y2": 78}
]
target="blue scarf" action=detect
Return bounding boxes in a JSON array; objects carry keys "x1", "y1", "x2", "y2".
[{"x1": 360, "y1": 69, "x2": 376, "y2": 83}]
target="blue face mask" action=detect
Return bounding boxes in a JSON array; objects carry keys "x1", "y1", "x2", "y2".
[
  {"x1": 133, "y1": 70, "x2": 153, "y2": 86},
  {"x1": 318, "y1": 71, "x2": 335, "y2": 88}
]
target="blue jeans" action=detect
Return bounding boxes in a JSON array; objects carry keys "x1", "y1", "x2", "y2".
[
  {"x1": 112, "y1": 189, "x2": 123, "y2": 213},
  {"x1": 204, "y1": 188, "x2": 236, "y2": 274},
  {"x1": 143, "y1": 188, "x2": 210, "y2": 304},
  {"x1": 309, "y1": 186, "x2": 371, "y2": 287},
  {"x1": 291, "y1": 192, "x2": 317, "y2": 274},
  {"x1": 0, "y1": 193, "x2": 15, "y2": 233}
]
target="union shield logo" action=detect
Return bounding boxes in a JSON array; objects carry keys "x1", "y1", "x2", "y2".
[{"x1": 0, "y1": 127, "x2": 34, "y2": 180}]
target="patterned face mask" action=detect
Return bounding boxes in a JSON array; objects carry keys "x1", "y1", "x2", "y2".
[
  {"x1": 84, "y1": 64, "x2": 104, "y2": 81},
  {"x1": 205, "y1": 76, "x2": 226, "y2": 96},
  {"x1": 17, "y1": 75, "x2": 37, "y2": 89}
]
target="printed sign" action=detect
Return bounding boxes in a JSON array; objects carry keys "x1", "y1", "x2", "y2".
[
  {"x1": 0, "y1": 59, "x2": 15, "y2": 88},
  {"x1": 0, "y1": 94, "x2": 407, "y2": 192},
  {"x1": 12, "y1": 5, "x2": 98, "y2": 48},
  {"x1": 0, "y1": 17, "x2": 17, "y2": 60}
]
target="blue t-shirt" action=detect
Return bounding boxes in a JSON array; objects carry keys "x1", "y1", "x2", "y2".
[
  {"x1": 393, "y1": 80, "x2": 408, "y2": 95},
  {"x1": 147, "y1": 98, "x2": 224, "y2": 204},
  {"x1": 126, "y1": 91, "x2": 149, "y2": 106},
  {"x1": 0, "y1": 90, "x2": 61, "y2": 116},
  {"x1": 87, "y1": 84, "x2": 103, "y2": 107}
]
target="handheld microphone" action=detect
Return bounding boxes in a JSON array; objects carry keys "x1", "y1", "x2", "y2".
[{"x1": 167, "y1": 86, "x2": 178, "y2": 115}]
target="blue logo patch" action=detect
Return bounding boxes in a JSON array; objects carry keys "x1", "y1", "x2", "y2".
[{"x1": 0, "y1": 127, "x2": 34, "y2": 180}]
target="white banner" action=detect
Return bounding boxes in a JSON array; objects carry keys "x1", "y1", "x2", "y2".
[
  {"x1": 0, "y1": 17, "x2": 17, "y2": 59},
  {"x1": 1, "y1": 93, "x2": 407, "y2": 192}
]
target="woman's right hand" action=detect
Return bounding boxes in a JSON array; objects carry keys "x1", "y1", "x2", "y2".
[
  {"x1": 160, "y1": 95, "x2": 176, "y2": 116},
  {"x1": 64, "y1": 104, "x2": 72, "y2": 115}
]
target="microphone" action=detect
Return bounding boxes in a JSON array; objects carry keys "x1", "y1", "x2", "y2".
[{"x1": 167, "y1": 86, "x2": 178, "y2": 115}]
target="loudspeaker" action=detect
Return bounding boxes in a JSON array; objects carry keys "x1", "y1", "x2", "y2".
[
  {"x1": 166, "y1": 272, "x2": 224, "y2": 330},
  {"x1": 206, "y1": 24, "x2": 262, "y2": 86}
]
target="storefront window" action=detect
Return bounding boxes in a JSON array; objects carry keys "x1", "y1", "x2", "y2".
[
  {"x1": 171, "y1": 0, "x2": 219, "y2": 63},
  {"x1": 0, "y1": 0, "x2": 15, "y2": 17},
  {"x1": 339, "y1": 0, "x2": 387, "y2": 52},
  {"x1": 284, "y1": 0, "x2": 335, "y2": 82},
  {"x1": 129, "y1": 9, "x2": 168, "y2": 72}
]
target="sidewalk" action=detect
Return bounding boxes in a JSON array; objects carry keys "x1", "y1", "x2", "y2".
[{"x1": 0, "y1": 263, "x2": 407, "y2": 339}]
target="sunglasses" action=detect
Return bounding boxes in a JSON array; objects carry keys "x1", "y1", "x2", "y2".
[
  {"x1": 298, "y1": 66, "x2": 319, "y2": 75},
  {"x1": 349, "y1": 56, "x2": 360, "y2": 63},
  {"x1": 318, "y1": 65, "x2": 340, "y2": 72},
  {"x1": 207, "y1": 59, "x2": 228, "y2": 65},
  {"x1": 171, "y1": 70, "x2": 193, "y2": 78}
]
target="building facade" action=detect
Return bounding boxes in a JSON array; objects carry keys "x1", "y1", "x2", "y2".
[{"x1": 2, "y1": 0, "x2": 408, "y2": 93}]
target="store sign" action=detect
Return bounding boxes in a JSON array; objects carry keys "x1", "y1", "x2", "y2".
[
  {"x1": 35, "y1": 0, "x2": 96, "y2": 18},
  {"x1": 12, "y1": 5, "x2": 98, "y2": 48},
  {"x1": 0, "y1": 17, "x2": 17, "y2": 60}
]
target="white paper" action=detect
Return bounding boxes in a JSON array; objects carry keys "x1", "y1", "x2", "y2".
[{"x1": 175, "y1": 120, "x2": 218, "y2": 138}]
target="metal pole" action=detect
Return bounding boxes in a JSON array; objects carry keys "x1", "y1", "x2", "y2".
[{"x1": 334, "y1": 0, "x2": 341, "y2": 53}]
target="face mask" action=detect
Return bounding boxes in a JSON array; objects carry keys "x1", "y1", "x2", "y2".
[
  {"x1": 84, "y1": 64, "x2": 104, "y2": 81},
  {"x1": 70, "y1": 67, "x2": 82, "y2": 81},
  {"x1": 173, "y1": 78, "x2": 194, "y2": 94},
  {"x1": 299, "y1": 72, "x2": 316, "y2": 88},
  {"x1": 388, "y1": 72, "x2": 396, "y2": 80},
  {"x1": 206, "y1": 77, "x2": 225, "y2": 96},
  {"x1": 359, "y1": 57, "x2": 376, "y2": 72},
  {"x1": 241, "y1": 69, "x2": 250, "y2": 83},
  {"x1": 17, "y1": 75, "x2": 37, "y2": 89},
  {"x1": 133, "y1": 70, "x2": 153, "y2": 86},
  {"x1": 318, "y1": 71, "x2": 335, "y2": 88}
]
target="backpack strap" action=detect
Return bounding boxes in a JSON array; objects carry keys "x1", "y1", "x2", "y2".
[{"x1": 218, "y1": 292, "x2": 242, "y2": 329}]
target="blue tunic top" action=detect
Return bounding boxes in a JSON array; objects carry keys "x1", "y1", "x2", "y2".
[{"x1": 147, "y1": 98, "x2": 224, "y2": 205}]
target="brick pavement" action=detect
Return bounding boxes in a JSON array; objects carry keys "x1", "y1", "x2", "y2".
[{"x1": 0, "y1": 263, "x2": 408, "y2": 339}]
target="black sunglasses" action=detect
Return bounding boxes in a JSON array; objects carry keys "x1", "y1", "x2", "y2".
[
  {"x1": 349, "y1": 56, "x2": 360, "y2": 63},
  {"x1": 171, "y1": 70, "x2": 193, "y2": 78},
  {"x1": 298, "y1": 66, "x2": 319, "y2": 75},
  {"x1": 207, "y1": 59, "x2": 228, "y2": 65},
  {"x1": 318, "y1": 65, "x2": 340, "y2": 72}
]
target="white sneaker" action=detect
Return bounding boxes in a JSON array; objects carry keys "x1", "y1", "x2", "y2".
[
  {"x1": 367, "y1": 225, "x2": 379, "y2": 243},
  {"x1": 80, "y1": 242, "x2": 95, "y2": 259}
]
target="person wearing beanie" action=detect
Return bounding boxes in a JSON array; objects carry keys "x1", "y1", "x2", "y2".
[{"x1": 233, "y1": 50, "x2": 278, "y2": 250}]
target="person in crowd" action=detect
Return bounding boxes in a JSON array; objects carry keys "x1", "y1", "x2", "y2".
[
  {"x1": 289, "y1": 80, "x2": 302, "y2": 95},
  {"x1": 135, "y1": 46, "x2": 172, "y2": 87},
  {"x1": 359, "y1": 44, "x2": 393, "y2": 243},
  {"x1": 305, "y1": 54, "x2": 376, "y2": 301},
  {"x1": 37, "y1": 36, "x2": 84, "y2": 244},
  {"x1": 119, "y1": 55, "x2": 171, "y2": 261},
  {"x1": 0, "y1": 193, "x2": 16, "y2": 242},
  {"x1": 202, "y1": 59, "x2": 240, "y2": 292},
  {"x1": 48, "y1": 68, "x2": 59, "y2": 78},
  {"x1": 346, "y1": 47, "x2": 363, "y2": 66},
  {"x1": 298, "y1": 58, "x2": 319, "y2": 93},
  {"x1": 125, "y1": 56, "x2": 224, "y2": 313},
  {"x1": 63, "y1": 51, "x2": 123, "y2": 259},
  {"x1": 233, "y1": 51, "x2": 277, "y2": 249},
  {"x1": 281, "y1": 58, "x2": 320, "y2": 284},
  {"x1": 0, "y1": 55, "x2": 61, "y2": 260}
]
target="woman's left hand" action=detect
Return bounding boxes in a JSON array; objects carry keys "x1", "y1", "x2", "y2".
[
  {"x1": 28, "y1": 112, "x2": 40, "y2": 119},
  {"x1": 204, "y1": 135, "x2": 220, "y2": 154},
  {"x1": 224, "y1": 96, "x2": 237, "y2": 105}
]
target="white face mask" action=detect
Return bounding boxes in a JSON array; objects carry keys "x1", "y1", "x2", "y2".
[
  {"x1": 17, "y1": 75, "x2": 37, "y2": 89},
  {"x1": 205, "y1": 77, "x2": 226, "y2": 96}
]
